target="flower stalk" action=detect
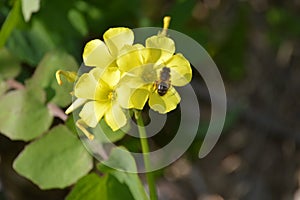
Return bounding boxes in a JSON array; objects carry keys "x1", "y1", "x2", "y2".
[{"x1": 135, "y1": 110, "x2": 158, "y2": 200}]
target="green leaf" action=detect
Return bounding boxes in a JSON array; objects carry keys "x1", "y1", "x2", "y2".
[
  {"x1": 28, "y1": 51, "x2": 78, "y2": 107},
  {"x1": 21, "y1": 0, "x2": 40, "y2": 22},
  {"x1": 65, "y1": 115, "x2": 77, "y2": 136},
  {"x1": 0, "y1": 48, "x2": 21, "y2": 79},
  {"x1": 98, "y1": 147, "x2": 149, "y2": 200},
  {"x1": 0, "y1": 79, "x2": 8, "y2": 96},
  {"x1": 0, "y1": 0, "x2": 22, "y2": 48},
  {"x1": 66, "y1": 173, "x2": 134, "y2": 200},
  {"x1": 13, "y1": 125, "x2": 93, "y2": 189},
  {"x1": 92, "y1": 119, "x2": 128, "y2": 143},
  {"x1": 66, "y1": 173, "x2": 105, "y2": 200},
  {"x1": 6, "y1": 20, "x2": 56, "y2": 66},
  {"x1": 25, "y1": 0, "x2": 84, "y2": 60},
  {"x1": 68, "y1": 9, "x2": 88, "y2": 36},
  {"x1": 0, "y1": 88, "x2": 52, "y2": 141}
]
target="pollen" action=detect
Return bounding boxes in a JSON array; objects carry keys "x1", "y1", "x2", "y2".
[{"x1": 108, "y1": 91, "x2": 116, "y2": 100}]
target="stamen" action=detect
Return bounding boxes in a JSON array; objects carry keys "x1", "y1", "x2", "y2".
[
  {"x1": 161, "y1": 16, "x2": 171, "y2": 36},
  {"x1": 108, "y1": 92, "x2": 113, "y2": 100},
  {"x1": 108, "y1": 91, "x2": 116, "y2": 101}
]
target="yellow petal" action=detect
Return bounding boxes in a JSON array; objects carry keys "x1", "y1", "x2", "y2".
[
  {"x1": 90, "y1": 66, "x2": 105, "y2": 78},
  {"x1": 120, "y1": 62, "x2": 157, "y2": 89},
  {"x1": 115, "y1": 84, "x2": 134, "y2": 109},
  {"x1": 119, "y1": 43, "x2": 144, "y2": 55},
  {"x1": 94, "y1": 80, "x2": 111, "y2": 102},
  {"x1": 166, "y1": 53, "x2": 192, "y2": 86},
  {"x1": 149, "y1": 87, "x2": 180, "y2": 114},
  {"x1": 142, "y1": 48, "x2": 164, "y2": 65},
  {"x1": 146, "y1": 35, "x2": 175, "y2": 63},
  {"x1": 118, "y1": 74, "x2": 146, "y2": 89},
  {"x1": 75, "y1": 68, "x2": 113, "y2": 101},
  {"x1": 146, "y1": 35, "x2": 175, "y2": 53},
  {"x1": 103, "y1": 27, "x2": 134, "y2": 57},
  {"x1": 74, "y1": 72, "x2": 98, "y2": 100},
  {"x1": 101, "y1": 67, "x2": 121, "y2": 87},
  {"x1": 65, "y1": 98, "x2": 87, "y2": 114},
  {"x1": 130, "y1": 87, "x2": 150, "y2": 110},
  {"x1": 83, "y1": 39, "x2": 113, "y2": 68},
  {"x1": 117, "y1": 45, "x2": 144, "y2": 72},
  {"x1": 104, "y1": 103, "x2": 127, "y2": 131},
  {"x1": 79, "y1": 101, "x2": 109, "y2": 127}
]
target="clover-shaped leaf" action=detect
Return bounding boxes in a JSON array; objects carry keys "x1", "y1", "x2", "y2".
[
  {"x1": 98, "y1": 147, "x2": 149, "y2": 200},
  {"x1": 29, "y1": 51, "x2": 78, "y2": 107},
  {"x1": 13, "y1": 125, "x2": 93, "y2": 189},
  {"x1": 0, "y1": 48, "x2": 21, "y2": 79},
  {"x1": 0, "y1": 88, "x2": 52, "y2": 141},
  {"x1": 66, "y1": 173, "x2": 134, "y2": 200}
]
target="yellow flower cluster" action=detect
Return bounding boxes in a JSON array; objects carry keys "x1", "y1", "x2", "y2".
[{"x1": 56, "y1": 17, "x2": 192, "y2": 137}]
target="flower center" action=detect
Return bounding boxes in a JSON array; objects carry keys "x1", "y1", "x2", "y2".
[
  {"x1": 141, "y1": 65, "x2": 157, "y2": 83},
  {"x1": 108, "y1": 91, "x2": 116, "y2": 101}
]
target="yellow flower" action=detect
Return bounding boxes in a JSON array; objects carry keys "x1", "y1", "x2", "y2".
[
  {"x1": 116, "y1": 17, "x2": 192, "y2": 114},
  {"x1": 74, "y1": 67, "x2": 128, "y2": 131},
  {"x1": 55, "y1": 17, "x2": 192, "y2": 139},
  {"x1": 60, "y1": 27, "x2": 134, "y2": 116},
  {"x1": 83, "y1": 27, "x2": 134, "y2": 68}
]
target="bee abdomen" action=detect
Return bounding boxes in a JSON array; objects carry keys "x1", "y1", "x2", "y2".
[{"x1": 157, "y1": 82, "x2": 169, "y2": 96}]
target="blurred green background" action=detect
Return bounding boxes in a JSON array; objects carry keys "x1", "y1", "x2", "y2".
[{"x1": 1, "y1": 0, "x2": 300, "y2": 199}]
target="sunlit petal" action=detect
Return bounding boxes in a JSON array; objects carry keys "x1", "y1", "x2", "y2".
[
  {"x1": 65, "y1": 98, "x2": 87, "y2": 114},
  {"x1": 94, "y1": 80, "x2": 111, "y2": 102},
  {"x1": 119, "y1": 44, "x2": 144, "y2": 55},
  {"x1": 141, "y1": 48, "x2": 163, "y2": 65},
  {"x1": 117, "y1": 45, "x2": 145, "y2": 72},
  {"x1": 120, "y1": 63, "x2": 157, "y2": 91},
  {"x1": 115, "y1": 84, "x2": 133, "y2": 109},
  {"x1": 149, "y1": 87, "x2": 180, "y2": 114},
  {"x1": 79, "y1": 101, "x2": 109, "y2": 127},
  {"x1": 83, "y1": 39, "x2": 114, "y2": 68},
  {"x1": 104, "y1": 103, "x2": 127, "y2": 131},
  {"x1": 101, "y1": 67, "x2": 121, "y2": 87},
  {"x1": 103, "y1": 27, "x2": 134, "y2": 57},
  {"x1": 146, "y1": 35, "x2": 175, "y2": 54},
  {"x1": 166, "y1": 53, "x2": 192, "y2": 86},
  {"x1": 130, "y1": 86, "x2": 150, "y2": 110},
  {"x1": 74, "y1": 72, "x2": 98, "y2": 100},
  {"x1": 119, "y1": 73, "x2": 145, "y2": 89},
  {"x1": 146, "y1": 36, "x2": 175, "y2": 64}
]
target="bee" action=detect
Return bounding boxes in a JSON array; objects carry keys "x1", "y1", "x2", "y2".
[{"x1": 156, "y1": 67, "x2": 171, "y2": 96}]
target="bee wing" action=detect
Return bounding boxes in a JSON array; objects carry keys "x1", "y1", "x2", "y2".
[{"x1": 167, "y1": 86, "x2": 181, "y2": 100}]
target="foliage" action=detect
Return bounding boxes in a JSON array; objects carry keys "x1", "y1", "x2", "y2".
[
  {"x1": 1, "y1": 0, "x2": 299, "y2": 199},
  {"x1": 13, "y1": 125, "x2": 93, "y2": 189}
]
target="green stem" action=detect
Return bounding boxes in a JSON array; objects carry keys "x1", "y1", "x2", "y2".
[
  {"x1": 135, "y1": 111, "x2": 158, "y2": 200},
  {"x1": 0, "y1": 0, "x2": 21, "y2": 48}
]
